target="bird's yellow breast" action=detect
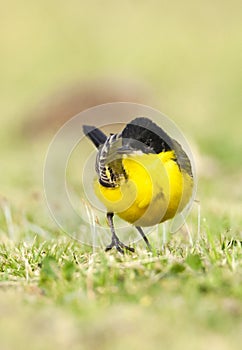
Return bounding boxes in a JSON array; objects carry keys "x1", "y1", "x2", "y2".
[{"x1": 94, "y1": 151, "x2": 193, "y2": 226}]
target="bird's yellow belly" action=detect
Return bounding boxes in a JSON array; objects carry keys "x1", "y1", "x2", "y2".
[{"x1": 94, "y1": 152, "x2": 193, "y2": 227}]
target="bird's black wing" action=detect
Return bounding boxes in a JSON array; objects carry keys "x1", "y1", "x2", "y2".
[
  {"x1": 121, "y1": 117, "x2": 173, "y2": 153},
  {"x1": 121, "y1": 117, "x2": 193, "y2": 177}
]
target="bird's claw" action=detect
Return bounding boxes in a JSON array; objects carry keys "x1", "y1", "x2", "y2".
[{"x1": 105, "y1": 238, "x2": 135, "y2": 254}]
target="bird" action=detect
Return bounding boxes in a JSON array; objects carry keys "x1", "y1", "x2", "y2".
[{"x1": 83, "y1": 117, "x2": 194, "y2": 254}]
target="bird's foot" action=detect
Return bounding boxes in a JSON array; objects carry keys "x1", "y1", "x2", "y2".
[
  {"x1": 105, "y1": 212, "x2": 135, "y2": 254},
  {"x1": 135, "y1": 226, "x2": 152, "y2": 251},
  {"x1": 105, "y1": 236, "x2": 135, "y2": 254}
]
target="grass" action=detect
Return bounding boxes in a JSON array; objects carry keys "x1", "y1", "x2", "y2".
[
  {"x1": 0, "y1": 202, "x2": 241, "y2": 349},
  {"x1": 1, "y1": 0, "x2": 242, "y2": 349}
]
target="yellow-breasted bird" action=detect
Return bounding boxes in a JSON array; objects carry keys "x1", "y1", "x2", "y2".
[{"x1": 83, "y1": 117, "x2": 193, "y2": 254}]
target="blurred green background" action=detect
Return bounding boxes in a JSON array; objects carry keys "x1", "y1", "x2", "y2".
[
  {"x1": 1, "y1": 1, "x2": 242, "y2": 174},
  {"x1": 1, "y1": 0, "x2": 242, "y2": 226},
  {"x1": 0, "y1": 1, "x2": 242, "y2": 349}
]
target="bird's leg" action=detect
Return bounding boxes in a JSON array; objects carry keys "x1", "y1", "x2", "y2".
[
  {"x1": 105, "y1": 212, "x2": 135, "y2": 254},
  {"x1": 135, "y1": 226, "x2": 152, "y2": 250}
]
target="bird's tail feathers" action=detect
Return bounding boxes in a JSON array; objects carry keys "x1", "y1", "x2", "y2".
[{"x1": 83, "y1": 125, "x2": 107, "y2": 148}]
